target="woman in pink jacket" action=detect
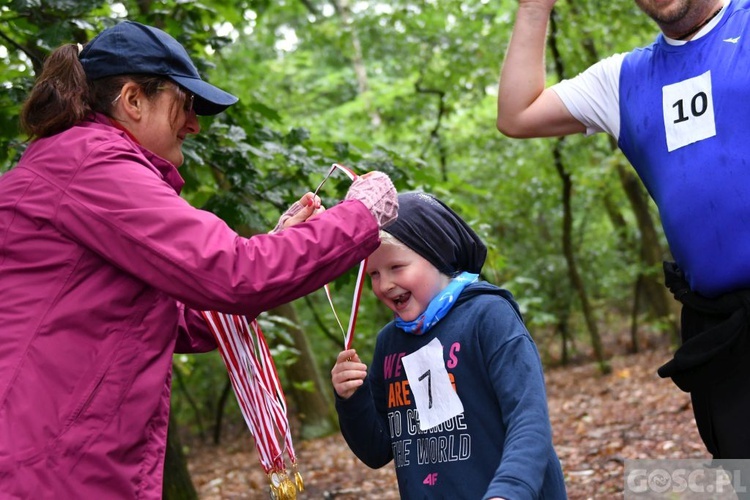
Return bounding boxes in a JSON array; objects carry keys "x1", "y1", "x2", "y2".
[{"x1": 0, "y1": 21, "x2": 397, "y2": 498}]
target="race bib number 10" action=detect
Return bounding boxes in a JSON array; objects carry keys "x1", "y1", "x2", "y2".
[{"x1": 662, "y1": 70, "x2": 716, "y2": 152}]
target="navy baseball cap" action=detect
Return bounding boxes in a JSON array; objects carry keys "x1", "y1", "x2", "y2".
[{"x1": 79, "y1": 21, "x2": 238, "y2": 116}]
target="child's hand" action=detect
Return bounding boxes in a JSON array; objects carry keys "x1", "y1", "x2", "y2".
[{"x1": 331, "y1": 349, "x2": 367, "y2": 399}]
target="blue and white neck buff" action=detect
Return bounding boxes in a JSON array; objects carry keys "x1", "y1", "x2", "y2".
[{"x1": 395, "y1": 272, "x2": 478, "y2": 335}]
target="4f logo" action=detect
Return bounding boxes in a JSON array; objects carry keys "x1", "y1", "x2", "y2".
[{"x1": 423, "y1": 472, "x2": 438, "y2": 486}]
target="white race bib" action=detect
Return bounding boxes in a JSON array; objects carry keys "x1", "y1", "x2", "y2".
[
  {"x1": 662, "y1": 70, "x2": 716, "y2": 152},
  {"x1": 401, "y1": 338, "x2": 464, "y2": 431}
]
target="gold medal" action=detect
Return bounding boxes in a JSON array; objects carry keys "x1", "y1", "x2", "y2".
[
  {"x1": 293, "y1": 466, "x2": 305, "y2": 492},
  {"x1": 269, "y1": 471, "x2": 281, "y2": 499},
  {"x1": 294, "y1": 472, "x2": 305, "y2": 491},
  {"x1": 268, "y1": 469, "x2": 301, "y2": 499}
]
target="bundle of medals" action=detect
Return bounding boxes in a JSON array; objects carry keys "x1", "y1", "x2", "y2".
[{"x1": 201, "y1": 311, "x2": 303, "y2": 499}]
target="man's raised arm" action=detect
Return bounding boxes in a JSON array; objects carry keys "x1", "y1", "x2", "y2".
[{"x1": 496, "y1": 0, "x2": 585, "y2": 138}]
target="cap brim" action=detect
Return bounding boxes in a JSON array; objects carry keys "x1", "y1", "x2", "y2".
[{"x1": 171, "y1": 75, "x2": 238, "y2": 116}]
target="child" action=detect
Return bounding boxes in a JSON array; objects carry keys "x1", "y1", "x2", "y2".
[{"x1": 331, "y1": 192, "x2": 567, "y2": 499}]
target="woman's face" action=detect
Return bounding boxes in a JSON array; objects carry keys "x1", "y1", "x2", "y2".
[{"x1": 134, "y1": 84, "x2": 199, "y2": 167}]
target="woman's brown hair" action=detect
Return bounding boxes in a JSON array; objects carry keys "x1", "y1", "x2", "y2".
[
  {"x1": 20, "y1": 43, "x2": 176, "y2": 139},
  {"x1": 20, "y1": 44, "x2": 90, "y2": 139}
]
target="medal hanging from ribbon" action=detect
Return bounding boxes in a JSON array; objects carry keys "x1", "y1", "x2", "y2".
[
  {"x1": 201, "y1": 311, "x2": 302, "y2": 499},
  {"x1": 200, "y1": 163, "x2": 367, "y2": 498},
  {"x1": 313, "y1": 164, "x2": 367, "y2": 350}
]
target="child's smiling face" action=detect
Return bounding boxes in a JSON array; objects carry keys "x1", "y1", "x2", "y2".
[{"x1": 366, "y1": 239, "x2": 451, "y2": 322}]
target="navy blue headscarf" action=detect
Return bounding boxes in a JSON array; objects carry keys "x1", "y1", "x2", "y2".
[{"x1": 384, "y1": 192, "x2": 486, "y2": 275}]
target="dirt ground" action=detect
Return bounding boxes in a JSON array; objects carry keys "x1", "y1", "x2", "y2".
[{"x1": 188, "y1": 347, "x2": 710, "y2": 499}]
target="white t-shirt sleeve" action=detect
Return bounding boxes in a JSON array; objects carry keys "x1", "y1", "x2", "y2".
[{"x1": 551, "y1": 52, "x2": 626, "y2": 139}]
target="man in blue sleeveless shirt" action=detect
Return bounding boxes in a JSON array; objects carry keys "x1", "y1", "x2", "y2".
[{"x1": 496, "y1": 0, "x2": 750, "y2": 464}]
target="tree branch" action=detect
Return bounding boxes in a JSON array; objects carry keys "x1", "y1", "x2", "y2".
[
  {"x1": 415, "y1": 73, "x2": 447, "y2": 180},
  {"x1": 0, "y1": 27, "x2": 45, "y2": 73},
  {"x1": 298, "y1": 0, "x2": 320, "y2": 17}
]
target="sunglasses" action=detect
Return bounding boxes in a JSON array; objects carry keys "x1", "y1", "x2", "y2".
[
  {"x1": 159, "y1": 84, "x2": 195, "y2": 113},
  {"x1": 111, "y1": 84, "x2": 195, "y2": 113},
  {"x1": 179, "y1": 88, "x2": 195, "y2": 113}
]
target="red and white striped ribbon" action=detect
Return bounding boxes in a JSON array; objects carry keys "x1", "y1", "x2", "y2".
[{"x1": 316, "y1": 164, "x2": 367, "y2": 350}]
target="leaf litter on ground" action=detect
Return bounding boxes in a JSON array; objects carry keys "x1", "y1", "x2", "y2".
[{"x1": 188, "y1": 346, "x2": 708, "y2": 499}]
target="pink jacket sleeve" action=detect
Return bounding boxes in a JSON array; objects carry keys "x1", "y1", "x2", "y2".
[
  {"x1": 54, "y1": 144, "x2": 380, "y2": 319},
  {"x1": 175, "y1": 304, "x2": 217, "y2": 353}
]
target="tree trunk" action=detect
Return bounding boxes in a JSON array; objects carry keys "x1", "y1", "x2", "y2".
[
  {"x1": 331, "y1": 0, "x2": 382, "y2": 127},
  {"x1": 553, "y1": 139, "x2": 611, "y2": 374},
  {"x1": 630, "y1": 276, "x2": 643, "y2": 353},
  {"x1": 163, "y1": 411, "x2": 198, "y2": 500},
  {"x1": 212, "y1": 376, "x2": 233, "y2": 445},
  {"x1": 548, "y1": 14, "x2": 610, "y2": 374},
  {"x1": 557, "y1": 315, "x2": 571, "y2": 366},
  {"x1": 614, "y1": 161, "x2": 680, "y2": 342}
]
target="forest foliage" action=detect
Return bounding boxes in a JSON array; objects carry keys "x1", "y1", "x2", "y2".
[{"x1": 0, "y1": 0, "x2": 677, "y2": 456}]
